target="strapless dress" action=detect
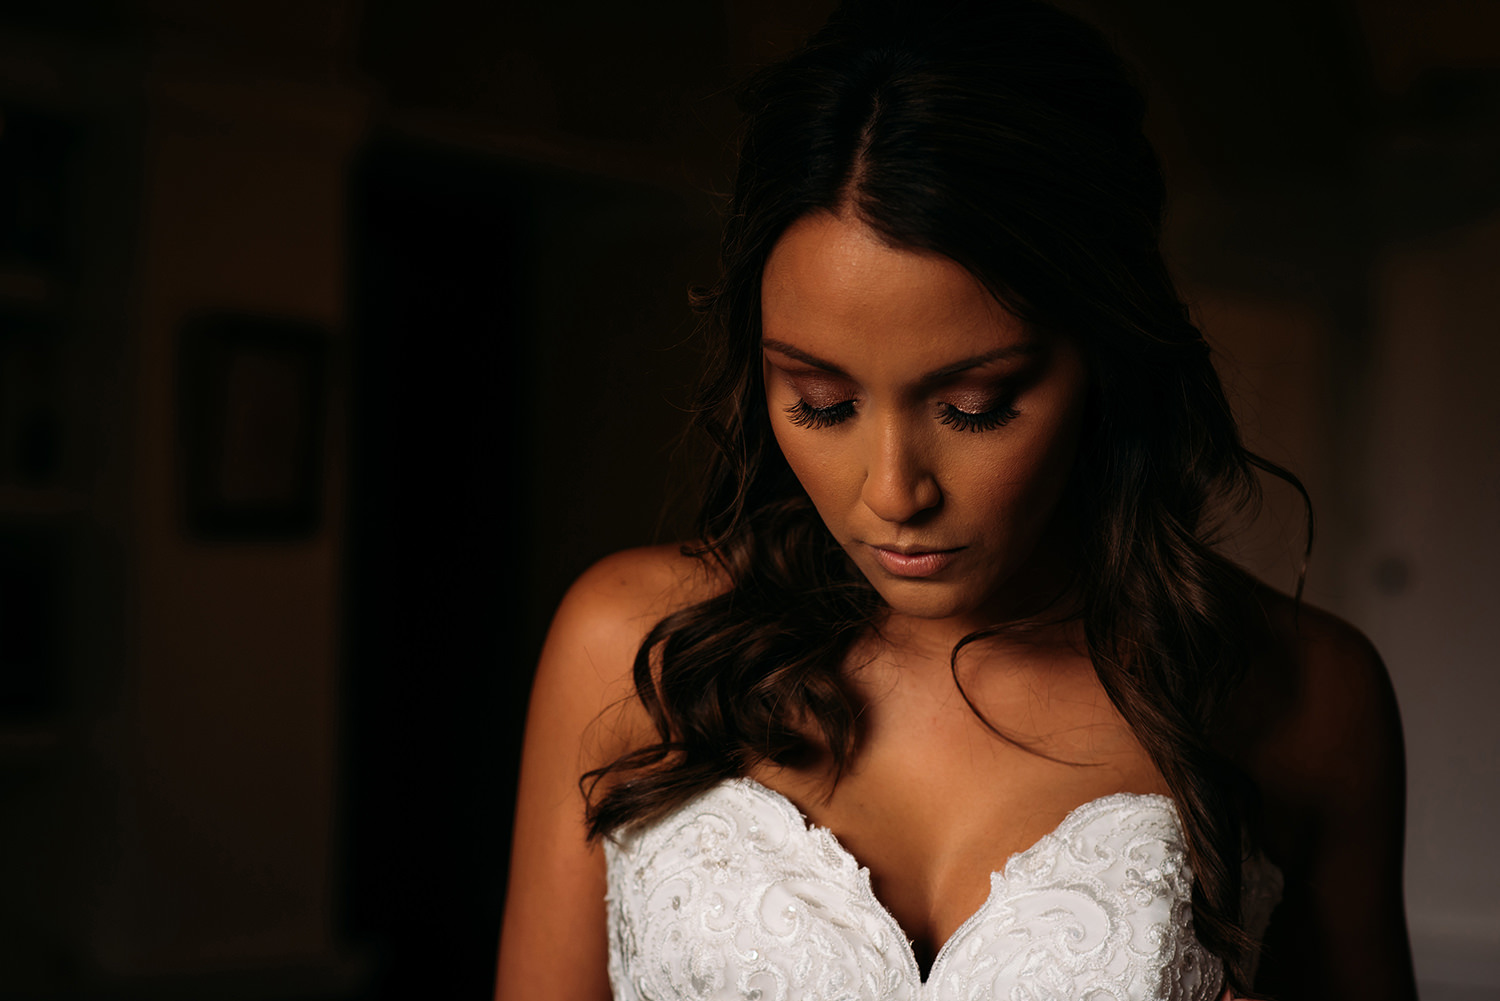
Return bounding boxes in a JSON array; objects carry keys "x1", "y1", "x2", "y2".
[{"x1": 604, "y1": 777, "x2": 1282, "y2": 1001}]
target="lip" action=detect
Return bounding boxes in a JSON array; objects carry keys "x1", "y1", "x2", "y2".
[{"x1": 867, "y1": 544, "x2": 963, "y2": 578}]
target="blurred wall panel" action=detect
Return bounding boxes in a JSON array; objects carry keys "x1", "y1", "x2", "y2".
[
  {"x1": 1352, "y1": 217, "x2": 1500, "y2": 993},
  {"x1": 88, "y1": 65, "x2": 365, "y2": 986}
]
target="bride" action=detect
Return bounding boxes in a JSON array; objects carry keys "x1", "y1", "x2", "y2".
[{"x1": 495, "y1": 1, "x2": 1416, "y2": 997}]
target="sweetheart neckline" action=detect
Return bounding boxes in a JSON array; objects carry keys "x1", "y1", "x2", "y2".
[{"x1": 726, "y1": 776, "x2": 1179, "y2": 986}]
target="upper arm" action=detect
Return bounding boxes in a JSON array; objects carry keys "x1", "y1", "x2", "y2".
[
  {"x1": 1249, "y1": 608, "x2": 1417, "y2": 1000},
  {"x1": 494, "y1": 546, "x2": 701, "y2": 1001}
]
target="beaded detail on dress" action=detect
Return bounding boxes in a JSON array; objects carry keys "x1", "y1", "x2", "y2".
[{"x1": 604, "y1": 778, "x2": 1281, "y2": 1001}]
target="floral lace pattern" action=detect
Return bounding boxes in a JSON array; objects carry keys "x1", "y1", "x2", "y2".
[{"x1": 604, "y1": 778, "x2": 1280, "y2": 1001}]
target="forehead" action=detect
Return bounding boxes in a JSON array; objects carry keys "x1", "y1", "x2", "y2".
[{"x1": 760, "y1": 212, "x2": 1027, "y2": 366}]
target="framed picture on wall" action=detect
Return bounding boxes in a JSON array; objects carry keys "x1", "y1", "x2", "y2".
[{"x1": 177, "y1": 312, "x2": 330, "y2": 540}]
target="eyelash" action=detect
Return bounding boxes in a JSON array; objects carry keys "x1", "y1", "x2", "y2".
[
  {"x1": 783, "y1": 399, "x2": 1019, "y2": 432},
  {"x1": 785, "y1": 399, "x2": 856, "y2": 429},
  {"x1": 939, "y1": 401, "x2": 1021, "y2": 432}
]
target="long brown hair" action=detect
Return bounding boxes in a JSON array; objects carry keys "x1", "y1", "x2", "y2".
[{"x1": 584, "y1": 0, "x2": 1308, "y2": 989}]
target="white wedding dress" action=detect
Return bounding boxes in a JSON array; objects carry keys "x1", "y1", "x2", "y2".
[{"x1": 604, "y1": 777, "x2": 1282, "y2": 1001}]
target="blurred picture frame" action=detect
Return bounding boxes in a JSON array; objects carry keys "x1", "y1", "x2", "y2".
[{"x1": 177, "y1": 312, "x2": 329, "y2": 540}]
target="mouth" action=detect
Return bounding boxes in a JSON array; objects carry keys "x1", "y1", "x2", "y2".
[{"x1": 866, "y1": 544, "x2": 964, "y2": 579}]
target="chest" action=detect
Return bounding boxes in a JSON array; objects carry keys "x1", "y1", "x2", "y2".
[{"x1": 764, "y1": 656, "x2": 1168, "y2": 966}]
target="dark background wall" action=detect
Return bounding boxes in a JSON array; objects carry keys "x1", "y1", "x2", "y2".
[{"x1": 0, "y1": 1, "x2": 1495, "y2": 998}]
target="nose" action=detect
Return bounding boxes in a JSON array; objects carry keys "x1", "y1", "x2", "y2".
[{"x1": 860, "y1": 416, "x2": 941, "y2": 524}]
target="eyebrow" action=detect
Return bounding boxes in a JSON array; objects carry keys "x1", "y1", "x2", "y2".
[{"x1": 761, "y1": 338, "x2": 1040, "y2": 382}]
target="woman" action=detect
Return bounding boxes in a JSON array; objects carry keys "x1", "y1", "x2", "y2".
[{"x1": 496, "y1": 1, "x2": 1416, "y2": 998}]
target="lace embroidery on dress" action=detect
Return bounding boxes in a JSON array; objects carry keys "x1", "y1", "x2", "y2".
[{"x1": 604, "y1": 778, "x2": 1281, "y2": 1001}]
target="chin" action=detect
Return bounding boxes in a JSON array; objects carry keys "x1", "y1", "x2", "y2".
[{"x1": 870, "y1": 579, "x2": 990, "y2": 623}]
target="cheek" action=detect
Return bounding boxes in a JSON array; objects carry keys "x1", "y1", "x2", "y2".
[
  {"x1": 957, "y1": 405, "x2": 1086, "y2": 534},
  {"x1": 772, "y1": 421, "x2": 844, "y2": 506},
  {"x1": 1000, "y1": 361, "x2": 1089, "y2": 504},
  {"x1": 766, "y1": 408, "x2": 864, "y2": 534}
]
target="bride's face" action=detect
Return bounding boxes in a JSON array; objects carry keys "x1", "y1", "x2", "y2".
[{"x1": 760, "y1": 211, "x2": 1090, "y2": 626}]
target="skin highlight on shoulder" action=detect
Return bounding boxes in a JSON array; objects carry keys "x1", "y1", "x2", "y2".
[
  {"x1": 553, "y1": 544, "x2": 728, "y2": 775},
  {"x1": 568, "y1": 544, "x2": 722, "y2": 635}
]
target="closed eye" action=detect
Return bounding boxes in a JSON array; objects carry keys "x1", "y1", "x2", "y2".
[
  {"x1": 938, "y1": 401, "x2": 1020, "y2": 432},
  {"x1": 785, "y1": 398, "x2": 856, "y2": 429}
]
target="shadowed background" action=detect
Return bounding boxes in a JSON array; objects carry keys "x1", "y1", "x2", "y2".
[{"x1": 0, "y1": 0, "x2": 1495, "y2": 998}]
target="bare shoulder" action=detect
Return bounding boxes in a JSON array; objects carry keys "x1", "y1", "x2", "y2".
[
  {"x1": 1231, "y1": 584, "x2": 1406, "y2": 861},
  {"x1": 533, "y1": 544, "x2": 726, "y2": 767},
  {"x1": 1230, "y1": 596, "x2": 1416, "y2": 996},
  {"x1": 551, "y1": 544, "x2": 721, "y2": 661},
  {"x1": 549, "y1": 549, "x2": 723, "y2": 672}
]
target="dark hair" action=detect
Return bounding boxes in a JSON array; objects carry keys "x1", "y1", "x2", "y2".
[{"x1": 584, "y1": 0, "x2": 1307, "y2": 989}]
